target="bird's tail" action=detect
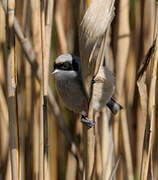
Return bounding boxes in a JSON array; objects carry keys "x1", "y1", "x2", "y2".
[{"x1": 106, "y1": 98, "x2": 123, "y2": 114}]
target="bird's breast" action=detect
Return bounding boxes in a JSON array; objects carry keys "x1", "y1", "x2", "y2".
[{"x1": 55, "y1": 78, "x2": 88, "y2": 113}]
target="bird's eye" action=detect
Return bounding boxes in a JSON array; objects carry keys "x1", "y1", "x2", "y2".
[{"x1": 61, "y1": 62, "x2": 72, "y2": 70}]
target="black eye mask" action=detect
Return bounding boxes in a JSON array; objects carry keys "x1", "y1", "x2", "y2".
[
  {"x1": 54, "y1": 62, "x2": 73, "y2": 71},
  {"x1": 72, "y1": 59, "x2": 79, "y2": 71}
]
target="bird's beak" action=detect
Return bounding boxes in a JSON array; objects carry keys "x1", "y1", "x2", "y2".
[{"x1": 51, "y1": 69, "x2": 59, "y2": 75}]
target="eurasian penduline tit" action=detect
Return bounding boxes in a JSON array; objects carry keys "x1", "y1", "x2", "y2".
[{"x1": 51, "y1": 53, "x2": 122, "y2": 127}]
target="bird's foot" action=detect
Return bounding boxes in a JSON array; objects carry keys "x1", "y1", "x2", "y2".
[
  {"x1": 81, "y1": 115, "x2": 95, "y2": 128},
  {"x1": 92, "y1": 79, "x2": 96, "y2": 84}
]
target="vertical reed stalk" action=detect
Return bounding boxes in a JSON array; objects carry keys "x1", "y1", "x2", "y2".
[
  {"x1": 113, "y1": 0, "x2": 131, "y2": 179},
  {"x1": 41, "y1": 0, "x2": 50, "y2": 179},
  {"x1": 83, "y1": 118, "x2": 95, "y2": 180},
  {"x1": 120, "y1": 94, "x2": 134, "y2": 180},
  {"x1": 39, "y1": 0, "x2": 45, "y2": 178},
  {"x1": 54, "y1": 0, "x2": 68, "y2": 53},
  {"x1": 101, "y1": 109, "x2": 113, "y2": 179},
  {"x1": 30, "y1": 0, "x2": 42, "y2": 179},
  {"x1": 6, "y1": 0, "x2": 18, "y2": 179},
  {"x1": 45, "y1": 1, "x2": 55, "y2": 178}
]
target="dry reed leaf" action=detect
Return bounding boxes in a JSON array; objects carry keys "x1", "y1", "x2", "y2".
[
  {"x1": 143, "y1": 28, "x2": 158, "y2": 180},
  {"x1": 137, "y1": 40, "x2": 156, "y2": 81},
  {"x1": 137, "y1": 39, "x2": 156, "y2": 121},
  {"x1": 137, "y1": 75, "x2": 148, "y2": 119},
  {"x1": 150, "y1": 4, "x2": 158, "y2": 178},
  {"x1": 79, "y1": 0, "x2": 115, "y2": 96},
  {"x1": 108, "y1": 154, "x2": 122, "y2": 180},
  {"x1": 137, "y1": 35, "x2": 158, "y2": 180},
  {"x1": 137, "y1": 53, "x2": 150, "y2": 180},
  {"x1": 137, "y1": 76, "x2": 149, "y2": 180},
  {"x1": 139, "y1": 115, "x2": 151, "y2": 180}
]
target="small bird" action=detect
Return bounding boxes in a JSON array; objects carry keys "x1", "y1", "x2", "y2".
[{"x1": 52, "y1": 53, "x2": 122, "y2": 127}]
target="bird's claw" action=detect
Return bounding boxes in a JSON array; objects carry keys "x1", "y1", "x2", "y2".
[
  {"x1": 81, "y1": 115, "x2": 95, "y2": 128},
  {"x1": 91, "y1": 79, "x2": 96, "y2": 84}
]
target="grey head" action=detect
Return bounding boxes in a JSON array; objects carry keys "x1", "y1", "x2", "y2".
[{"x1": 52, "y1": 53, "x2": 81, "y2": 79}]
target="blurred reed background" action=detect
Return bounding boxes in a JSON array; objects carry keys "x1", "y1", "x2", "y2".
[{"x1": 0, "y1": 0, "x2": 158, "y2": 180}]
